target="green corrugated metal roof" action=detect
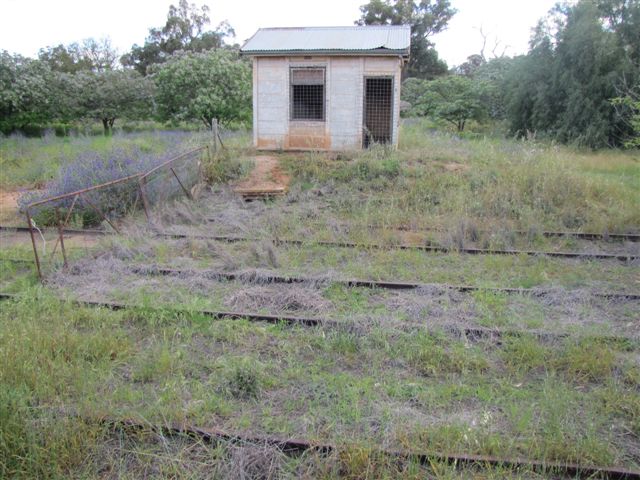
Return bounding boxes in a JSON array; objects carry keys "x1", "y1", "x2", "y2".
[{"x1": 241, "y1": 26, "x2": 411, "y2": 56}]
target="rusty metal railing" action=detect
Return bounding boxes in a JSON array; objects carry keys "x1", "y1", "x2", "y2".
[
  {"x1": 137, "y1": 147, "x2": 206, "y2": 219},
  {"x1": 25, "y1": 146, "x2": 209, "y2": 280}
]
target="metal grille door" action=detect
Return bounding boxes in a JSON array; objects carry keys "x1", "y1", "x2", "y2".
[{"x1": 363, "y1": 77, "x2": 393, "y2": 147}]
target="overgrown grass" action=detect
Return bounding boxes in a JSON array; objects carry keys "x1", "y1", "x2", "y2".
[
  {"x1": 1, "y1": 121, "x2": 638, "y2": 477},
  {"x1": 1, "y1": 292, "x2": 638, "y2": 476},
  {"x1": 281, "y1": 121, "x2": 640, "y2": 233}
]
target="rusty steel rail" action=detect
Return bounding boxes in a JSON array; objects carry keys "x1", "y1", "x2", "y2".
[
  {"x1": 128, "y1": 265, "x2": 640, "y2": 301},
  {"x1": 5, "y1": 223, "x2": 637, "y2": 271},
  {"x1": 3, "y1": 258, "x2": 638, "y2": 300},
  {"x1": 0, "y1": 293, "x2": 637, "y2": 346},
  {"x1": 369, "y1": 223, "x2": 640, "y2": 242},
  {"x1": 95, "y1": 417, "x2": 640, "y2": 480},
  {"x1": 0, "y1": 225, "x2": 108, "y2": 236},
  {"x1": 159, "y1": 232, "x2": 640, "y2": 261},
  {"x1": 207, "y1": 218, "x2": 640, "y2": 242}
]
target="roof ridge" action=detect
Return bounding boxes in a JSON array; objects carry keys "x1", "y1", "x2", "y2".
[
  {"x1": 240, "y1": 25, "x2": 411, "y2": 55},
  {"x1": 256, "y1": 25, "x2": 410, "y2": 30}
]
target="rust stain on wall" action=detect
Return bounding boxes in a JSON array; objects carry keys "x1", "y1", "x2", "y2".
[
  {"x1": 286, "y1": 124, "x2": 331, "y2": 150},
  {"x1": 257, "y1": 137, "x2": 278, "y2": 149}
]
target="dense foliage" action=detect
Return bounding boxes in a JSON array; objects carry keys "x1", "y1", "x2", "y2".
[
  {"x1": 0, "y1": 53, "x2": 55, "y2": 132},
  {"x1": 357, "y1": 0, "x2": 455, "y2": 79},
  {"x1": 121, "y1": 0, "x2": 235, "y2": 75},
  {"x1": 505, "y1": 0, "x2": 640, "y2": 147},
  {"x1": 401, "y1": 0, "x2": 640, "y2": 147},
  {"x1": 0, "y1": 1, "x2": 249, "y2": 135},
  {"x1": 154, "y1": 49, "x2": 251, "y2": 127}
]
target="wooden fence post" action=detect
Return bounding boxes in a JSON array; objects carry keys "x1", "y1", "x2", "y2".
[{"x1": 211, "y1": 118, "x2": 218, "y2": 154}]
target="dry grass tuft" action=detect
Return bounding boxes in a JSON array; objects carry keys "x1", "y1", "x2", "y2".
[{"x1": 224, "y1": 285, "x2": 331, "y2": 314}]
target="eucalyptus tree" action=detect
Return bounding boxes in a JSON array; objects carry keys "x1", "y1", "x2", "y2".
[
  {"x1": 357, "y1": 0, "x2": 456, "y2": 79},
  {"x1": 122, "y1": 0, "x2": 234, "y2": 75}
]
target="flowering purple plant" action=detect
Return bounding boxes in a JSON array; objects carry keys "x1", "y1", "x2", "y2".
[{"x1": 19, "y1": 131, "x2": 200, "y2": 226}]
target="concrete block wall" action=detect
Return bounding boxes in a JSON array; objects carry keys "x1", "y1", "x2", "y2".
[{"x1": 253, "y1": 55, "x2": 403, "y2": 151}]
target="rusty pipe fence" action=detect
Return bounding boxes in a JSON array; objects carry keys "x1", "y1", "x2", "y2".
[{"x1": 25, "y1": 146, "x2": 208, "y2": 280}]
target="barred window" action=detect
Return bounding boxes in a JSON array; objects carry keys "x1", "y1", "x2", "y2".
[{"x1": 290, "y1": 68, "x2": 325, "y2": 121}]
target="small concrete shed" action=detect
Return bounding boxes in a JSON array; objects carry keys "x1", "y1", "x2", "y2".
[{"x1": 240, "y1": 25, "x2": 410, "y2": 151}]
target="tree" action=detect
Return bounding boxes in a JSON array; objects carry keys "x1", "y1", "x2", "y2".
[
  {"x1": 72, "y1": 70, "x2": 154, "y2": 134},
  {"x1": 472, "y1": 57, "x2": 516, "y2": 120},
  {"x1": 596, "y1": 0, "x2": 640, "y2": 63},
  {"x1": 38, "y1": 38, "x2": 118, "y2": 73},
  {"x1": 505, "y1": 0, "x2": 639, "y2": 147},
  {"x1": 153, "y1": 49, "x2": 251, "y2": 127},
  {"x1": 357, "y1": 0, "x2": 455, "y2": 79},
  {"x1": 403, "y1": 75, "x2": 488, "y2": 131},
  {"x1": 0, "y1": 52, "x2": 55, "y2": 133},
  {"x1": 612, "y1": 91, "x2": 640, "y2": 147},
  {"x1": 121, "y1": 0, "x2": 234, "y2": 75}
]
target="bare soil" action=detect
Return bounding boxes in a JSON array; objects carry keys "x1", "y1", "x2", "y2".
[
  {"x1": 0, "y1": 188, "x2": 22, "y2": 225},
  {"x1": 233, "y1": 156, "x2": 290, "y2": 195}
]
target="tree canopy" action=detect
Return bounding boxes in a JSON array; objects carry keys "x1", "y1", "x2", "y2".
[
  {"x1": 403, "y1": 76, "x2": 488, "y2": 131},
  {"x1": 357, "y1": 0, "x2": 455, "y2": 79},
  {"x1": 71, "y1": 70, "x2": 154, "y2": 134},
  {"x1": 505, "y1": 0, "x2": 640, "y2": 147},
  {"x1": 121, "y1": 0, "x2": 235, "y2": 75},
  {"x1": 153, "y1": 49, "x2": 251, "y2": 127},
  {"x1": 0, "y1": 52, "x2": 56, "y2": 132},
  {"x1": 38, "y1": 38, "x2": 119, "y2": 73}
]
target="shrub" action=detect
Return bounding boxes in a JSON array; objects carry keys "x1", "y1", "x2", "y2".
[
  {"x1": 202, "y1": 149, "x2": 252, "y2": 184},
  {"x1": 405, "y1": 332, "x2": 489, "y2": 376},
  {"x1": 18, "y1": 134, "x2": 197, "y2": 227},
  {"x1": 225, "y1": 362, "x2": 261, "y2": 400}
]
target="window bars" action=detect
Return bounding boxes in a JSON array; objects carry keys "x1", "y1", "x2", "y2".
[
  {"x1": 363, "y1": 77, "x2": 393, "y2": 147},
  {"x1": 290, "y1": 68, "x2": 325, "y2": 121}
]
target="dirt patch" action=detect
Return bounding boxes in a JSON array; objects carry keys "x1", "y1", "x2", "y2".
[
  {"x1": 0, "y1": 228, "x2": 100, "y2": 249},
  {"x1": 442, "y1": 162, "x2": 470, "y2": 173},
  {"x1": 233, "y1": 156, "x2": 290, "y2": 196},
  {"x1": 0, "y1": 189, "x2": 22, "y2": 225}
]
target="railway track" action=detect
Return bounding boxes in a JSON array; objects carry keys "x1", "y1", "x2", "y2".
[
  {"x1": 2, "y1": 257, "x2": 638, "y2": 301},
  {"x1": 363, "y1": 223, "x2": 640, "y2": 242},
  {"x1": 206, "y1": 217, "x2": 640, "y2": 242},
  {"x1": 0, "y1": 292, "x2": 636, "y2": 346},
  {"x1": 98, "y1": 417, "x2": 640, "y2": 480},
  {"x1": 162, "y1": 231, "x2": 640, "y2": 261},
  {"x1": 2, "y1": 224, "x2": 638, "y2": 262},
  {"x1": 0, "y1": 258, "x2": 640, "y2": 300},
  {"x1": 127, "y1": 265, "x2": 640, "y2": 301},
  {"x1": 1, "y1": 293, "x2": 638, "y2": 477}
]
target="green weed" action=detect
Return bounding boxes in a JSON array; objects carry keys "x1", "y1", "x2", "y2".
[{"x1": 404, "y1": 332, "x2": 490, "y2": 376}]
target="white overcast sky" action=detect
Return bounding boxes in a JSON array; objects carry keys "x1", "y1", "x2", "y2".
[{"x1": 0, "y1": 0, "x2": 560, "y2": 66}]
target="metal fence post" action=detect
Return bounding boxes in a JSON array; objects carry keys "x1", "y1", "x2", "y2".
[{"x1": 25, "y1": 209, "x2": 42, "y2": 281}]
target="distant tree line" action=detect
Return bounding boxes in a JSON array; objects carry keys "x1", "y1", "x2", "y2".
[
  {"x1": 0, "y1": 0, "x2": 251, "y2": 135},
  {"x1": 2, "y1": 0, "x2": 638, "y2": 148},
  {"x1": 399, "y1": 0, "x2": 640, "y2": 148}
]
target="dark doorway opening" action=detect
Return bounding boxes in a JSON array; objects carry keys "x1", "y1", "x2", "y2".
[{"x1": 363, "y1": 77, "x2": 393, "y2": 148}]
